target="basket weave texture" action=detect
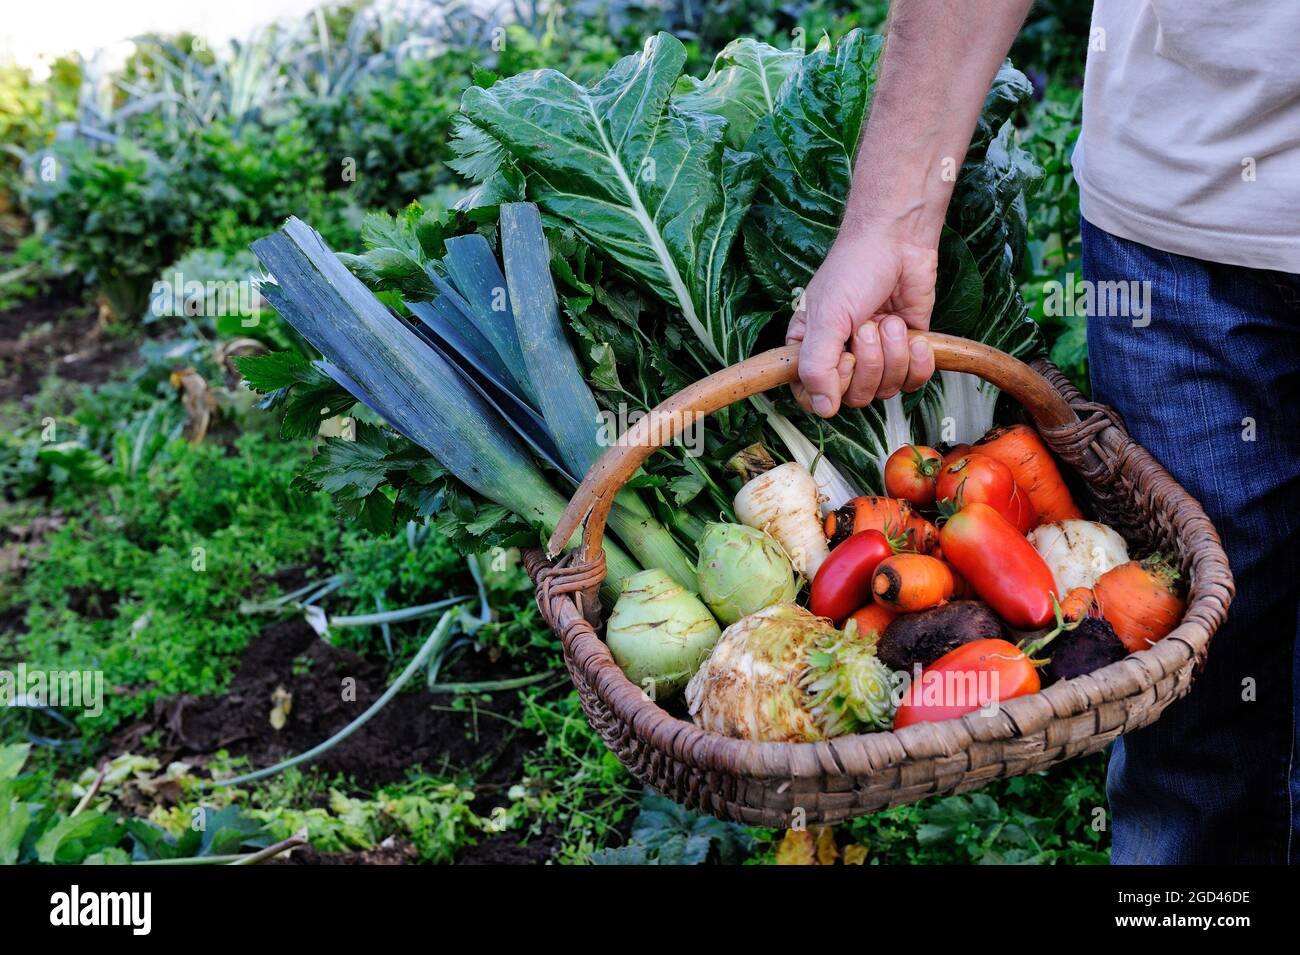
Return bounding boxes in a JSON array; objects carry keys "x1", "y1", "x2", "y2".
[{"x1": 525, "y1": 356, "x2": 1233, "y2": 826}]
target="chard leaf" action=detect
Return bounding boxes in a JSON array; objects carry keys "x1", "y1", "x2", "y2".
[
  {"x1": 742, "y1": 31, "x2": 884, "y2": 299},
  {"x1": 457, "y1": 32, "x2": 761, "y2": 365},
  {"x1": 941, "y1": 63, "x2": 1045, "y2": 359},
  {"x1": 673, "y1": 38, "x2": 803, "y2": 149},
  {"x1": 455, "y1": 35, "x2": 861, "y2": 509}
]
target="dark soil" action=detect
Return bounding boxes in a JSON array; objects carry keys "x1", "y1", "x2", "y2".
[
  {"x1": 65, "y1": 584, "x2": 120, "y2": 620},
  {"x1": 107, "y1": 616, "x2": 560, "y2": 864},
  {"x1": 281, "y1": 837, "x2": 419, "y2": 865},
  {"x1": 0, "y1": 292, "x2": 135, "y2": 404},
  {"x1": 457, "y1": 826, "x2": 562, "y2": 865},
  {"x1": 111, "y1": 617, "x2": 541, "y2": 790}
]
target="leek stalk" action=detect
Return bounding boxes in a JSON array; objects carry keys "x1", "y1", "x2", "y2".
[{"x1": 254, "y1": 218, "x2": 638, "y2": 601}]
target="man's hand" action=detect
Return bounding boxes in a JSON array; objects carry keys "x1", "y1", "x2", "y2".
[
  {"x1": 786, "y1": 0, "x2": 1036, "y2": 418},
  {"x1": 788, "y1": 228, "x2": 938, "y2": 417}
]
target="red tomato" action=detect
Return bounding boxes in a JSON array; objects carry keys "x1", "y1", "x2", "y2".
[
  {"x1": 936, "y1": 453, "x2": 1034, "y2": 533},
  {"x1": 941, "y1": 443, "x2": 972, "y2": 469},
  {"x1": 809, "y1": 530, "x2": 895, "y2": 623},
  {"x1": 884, "y1": 445, "x2": 943, "y2": 507},
  {"x1": 939, "y1": 503, "x2": 1058, "y2": 629},
  {"x1": 893, "y1": 638, "x2": 1040, "y2": 728}
]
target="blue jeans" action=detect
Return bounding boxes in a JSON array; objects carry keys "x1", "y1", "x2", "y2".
[{"x1": 1083, "y1": 218, "x2": 1300, "y2": 864}]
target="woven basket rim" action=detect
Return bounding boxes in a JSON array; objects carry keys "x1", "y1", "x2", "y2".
[{"x1": 529, "y1": 361, "x2": 1233, "y2": 784}]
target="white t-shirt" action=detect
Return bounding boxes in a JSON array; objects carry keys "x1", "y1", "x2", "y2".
[{"x1": 1073, "y1": 0, "x2": 1300, "y2": 273}]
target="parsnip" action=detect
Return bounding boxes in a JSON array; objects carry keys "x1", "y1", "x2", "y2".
[{"x1": 734, "y1": 462, "x2": 829, "y2": 579}]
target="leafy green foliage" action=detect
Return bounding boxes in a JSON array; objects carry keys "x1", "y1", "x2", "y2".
[
  {"x1": 29, "y1": 119, "x2": 350, "y2": 321},
  {"x1": 674, "y1": 38, "x2": 801, "y2": 149},
  {"x1": 0, "y1": 745, "x2": 271, "y2": 864},
  {"x1": 590, "y1": 790, "x2": 755, "y2": 864},
  {"x1": 834, "y1": 756, "x2": 1110, "y2": 864},
  {"x1": 515, "y1": 689, "x2": 638, "y2": 861},
  {"x1": 27, "y1": 139, "x2": 183, "y2": 319},
  {"x1": 0, "y1": 57, "x2": 79, "y2": 216},
  {"x1": 457, "y1": 32, "x2": 762, "y2": 367},
  {"x1": 237, "y1": 341, "x2": 545, "y2": 550},
  {"x1": 4, "y1": 398, "x2": 342, "y2": 734},
  {"x1": 1018, "y1": 85, "x2": 1087, "y2": 390},
  {"x1": 741, "y1": 31, "x2": 883, "y2": 299},
  {"x1": 296, "y1": 54, "x2": 473, "y2": 212},
  {"x1": 742, "y1": 33, "x2": 1043, "y2": 362},
  {"x1": 247, "y1": 777, "x2": 482, "y2": 863}
]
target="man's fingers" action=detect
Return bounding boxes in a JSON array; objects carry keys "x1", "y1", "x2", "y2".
[
  {"x1": 786, "y1": 310, "x2": 810, "y2": 409},
  {"x1": 875, "y1": 315, "x2": 910, "y2": 399},
  {"x1": 785, "y1": 310, "x2": 807, "y2": 346},
  {"x1": 798, "y1": 316, "x2": 851, "y2": 417},
  {"x1": 845, "y1": 321, "x2": 885, "y2": 407},
  {"x1": 901, "y1": 335, "x2": 935, "y2": 393},
  {"x1": 837, "y1": 352, "x2": 856, "y2": 394}
]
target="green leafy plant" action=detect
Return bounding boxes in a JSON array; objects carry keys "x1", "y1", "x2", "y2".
[
  {"x1": 0, "y1": 744, "x2": 272, "y2": 864},
  {"x1": 590, "y1": 790, "x2": 755, "y2": 864}
]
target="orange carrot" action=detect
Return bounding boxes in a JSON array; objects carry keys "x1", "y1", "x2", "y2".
[
  {"x1": 1059, "y1": 586, "x2": 1095, "y2": 622},
  {"x1": 871, "y1": 554, "x2": 954, "y2": 613},
  {"x1": 1092, "y1": 557, "x2": 1185, "y2": 653},
  {"x1": 824, "y1": 496, "x2": 939, "y2": 554},
  {"x1": 975, "y1": 425, "x2": 1082, "y2": 526},
  {"x1": 848, "y1": 602, "x2": 898, "y2": 638}
]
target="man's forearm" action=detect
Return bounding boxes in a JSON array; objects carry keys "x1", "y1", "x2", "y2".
[{"x1": 840, "y1": 0, "x2": 1035, "y2": 247}]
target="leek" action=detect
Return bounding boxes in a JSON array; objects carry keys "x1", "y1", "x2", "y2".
[
  {"x1": 253, "y1": 217, "x2": 638, "y2": 602},
  {"x1": 498, "y1": 203, "x2": 698, "y2": 587},
  {"x1": 403, "y1": 203, "x2": 697, "y2": 588}
]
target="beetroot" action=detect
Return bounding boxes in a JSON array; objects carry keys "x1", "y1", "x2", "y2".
[
  {"x1": 1043, "y1": 616, "x2": 1127, "y2": 683},
  {"x1": 878, "y1": 600, "x2": 1004, "y2": 672}
]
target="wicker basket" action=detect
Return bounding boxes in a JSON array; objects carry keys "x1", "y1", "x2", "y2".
[{"x1": 524, "y1": 333, "x2": 1233, "y2": 826}]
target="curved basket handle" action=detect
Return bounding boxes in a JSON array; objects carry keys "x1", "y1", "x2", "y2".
[{"x1": 548, "y1": 331, "x2": 1079, "y2": 564}]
